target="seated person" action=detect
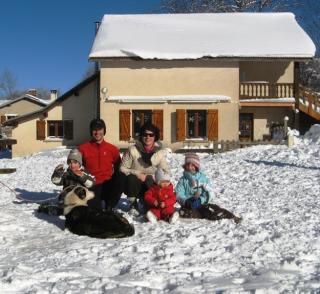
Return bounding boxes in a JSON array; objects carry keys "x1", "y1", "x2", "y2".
[{"x1": 38, "y1": 148, "x2": 95, "y2": 215}]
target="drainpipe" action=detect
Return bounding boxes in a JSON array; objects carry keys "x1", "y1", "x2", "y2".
[{"x1": 94, "y1": 21, "x2": 101, "y2": 119}]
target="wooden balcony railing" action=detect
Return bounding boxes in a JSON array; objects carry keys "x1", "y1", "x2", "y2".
[{"x1": 240, "y1": 82, "x2": 294, "y2": 99}]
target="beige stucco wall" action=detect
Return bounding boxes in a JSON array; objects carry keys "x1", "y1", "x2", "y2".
[
  {"x1": 240, "y1": 106, "x2": 294, "y2": 140},
  {"x1": 11, "y1": 80, "x2": 97, "y2": 157},
  {"x1": 100, "y1": 59, "x2": 239, "y2": 148},
  {"x1": 239, "y1": 61, "x2": 294, "y2": 83},
  {"x1": 0, "y1": 99, "x2": 44, "y2": 116}
]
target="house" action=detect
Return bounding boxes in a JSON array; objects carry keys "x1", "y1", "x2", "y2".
[
  {"x1": 89, "y1": 13, "x2": 315, "y2": 148},
  {"x1": 4, "y1": 13, "x2": 316, "y2": 157},
  {"x1": 3, "y1": 74, "x2": 98, "y2": 157},
  {"x1": 0, "y1": 90, "x2": 50, "y2": 125}
]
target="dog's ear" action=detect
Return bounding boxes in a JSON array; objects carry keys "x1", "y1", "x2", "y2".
[
  {"x1": 74, "y1": 187, "x2": 87, "y2": 200},
  {"x1": 60, "y1": 185, "x2": 75, "y2": 200}
]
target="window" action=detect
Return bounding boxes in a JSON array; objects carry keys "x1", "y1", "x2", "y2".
[
  {"x1": 176, "y1": 109, "x2": 218, "y2": 141},
  {"x1": 132, "y1": 110, "x2": 152, "y2": 138},
  {"x1": 6, "y1": 114, "x2": 17, "y2": 120},
  {"x1": 119, "y1": 109, "x2": 163, "y2": 141},
  {"x1": 48, "y1": 120, "x2": 63, "y2": 138},
  {"x1": 43, "y1": 120, "x2": 73, "y2": 140},
  {"x1": 187, "y1": 110, "x2": 207, "y2": 138},
  {"x1": 1, "y1": 114, "x2": 17, "y2": 124}
]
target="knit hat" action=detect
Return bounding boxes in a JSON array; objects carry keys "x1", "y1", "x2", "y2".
[
  {"x1": 139, "y1": 122, "x2": 160, "y2": 142},
  {"x1": 155, "y1": 168, "x2": 170, "y2": 184},
  {"x1": 67, "y1": 149, "x2": 82, "y2": 166},
  {"x1": 184, "y1": 153, "x2": 200, "y2": 170},
  {"x1": 90, "y1": 118, "x2": 106, "y2": 135}
]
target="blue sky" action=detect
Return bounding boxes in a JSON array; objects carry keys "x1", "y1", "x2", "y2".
[
  {"x1": 0, "y1": 0, "x2": 318, "y2": 96},
  {"x1": 0, "y1": 0, "x2": 161, "y2": 95}
]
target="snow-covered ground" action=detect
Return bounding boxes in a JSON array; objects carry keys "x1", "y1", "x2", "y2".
[{"x1": 0, "y1": 126, "x2": 320, "y2": 293}]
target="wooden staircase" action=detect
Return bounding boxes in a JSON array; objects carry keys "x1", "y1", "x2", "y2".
[{"x1": 298, "y1": 87, "x2": 320, "y2": 121}]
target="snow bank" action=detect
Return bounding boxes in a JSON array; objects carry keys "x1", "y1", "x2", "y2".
[{"x1": 0, "y1": 130, "x2": 319, "y2": 292}]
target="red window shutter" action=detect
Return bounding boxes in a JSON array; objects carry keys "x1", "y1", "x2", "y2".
[
  {"x1": 176, "y1": 109, "x2": 186, "y2": 141},
  {"x1": 36, "y1": 120, "x2": 46, "y2": 140},
  {"x1": 63, "y1": 120, "x2": 73, "y2": 140},
  {"x1": 119, "y1": 110, "x2": 131, "y2": 141},
  {"x1": 207, "y1": 109, "x2": 218, "y2": 140},
  {"x1": 152, "y1": 109, "x2": 163, "y2": 140}
]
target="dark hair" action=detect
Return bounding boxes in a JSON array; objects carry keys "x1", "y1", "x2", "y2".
[
  {"x1": 139, "y1": 122, "x2": 160, "y2": 142},
  {"x1": 90, "y1": 118, "x2": 106, "y2": 135}
]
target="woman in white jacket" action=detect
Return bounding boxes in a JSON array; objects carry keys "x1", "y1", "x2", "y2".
[{"x1": 120, "y1": 123, "x2": 170, "y2": 210}]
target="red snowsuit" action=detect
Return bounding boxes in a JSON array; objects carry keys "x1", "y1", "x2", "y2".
[
  {"x1": 144, "y1": 183, "x2": 176, "y2": 220},
  {"x1": 78, "y1": 140, "x2": 121, "y2": 185}
]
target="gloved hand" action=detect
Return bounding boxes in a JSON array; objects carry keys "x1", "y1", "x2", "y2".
[
  {"x1": 54, "y1": 164, "x2": 65, "y2": 177},
  {"x1": 184, "y1": 197, "x2": 202, "y2": 210},
  {"x1": 54, "y1": 164, "x2": 64, "y2": 172}
]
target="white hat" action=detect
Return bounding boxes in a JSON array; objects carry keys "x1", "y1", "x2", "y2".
[{"x1": 155, "y1": 168, "x2": 170, "y2": 184}]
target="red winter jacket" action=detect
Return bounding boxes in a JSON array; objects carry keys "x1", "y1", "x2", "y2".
[
  {"x1": 144, "y1": 183, "x2": 176, "y2": 210},
  {"x1": 78, "y1": 140, "x2": 121, "y2": 185}
]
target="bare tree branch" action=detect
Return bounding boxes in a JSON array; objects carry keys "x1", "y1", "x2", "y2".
[
  {"x1": 160, "y1": 0, "x2": 299, "y2": 13},
  {"x1": 0, "y1": 69, "x2": 18, "y2": 100}
]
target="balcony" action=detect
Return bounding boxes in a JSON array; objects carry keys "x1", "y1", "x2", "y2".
[{"x1": 240, "y1": 82, "x2": 294, "y2": 99}]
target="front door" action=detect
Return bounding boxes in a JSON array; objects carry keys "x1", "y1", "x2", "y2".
[{"x1": 239, "y1": 113, "x2": 253, "y2": 141}]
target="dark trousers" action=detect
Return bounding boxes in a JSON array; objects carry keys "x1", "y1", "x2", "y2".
[
  {"x1": 180, "y1": 204, "x2": 237, "y2": 221},
  {"x1": 123, "y1": 174, "x2": 154, "y2": 201},
  {"x1": 88, "y1": 171, "x2": 126, "y2": 209}
]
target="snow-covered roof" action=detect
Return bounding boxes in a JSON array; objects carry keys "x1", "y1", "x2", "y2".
[
  {"x1": 89, "y1": 13, "x2": 316, "y2": 60},
  {"x1": 0, "y1": 94, "x2": 50, "y2": 108}
]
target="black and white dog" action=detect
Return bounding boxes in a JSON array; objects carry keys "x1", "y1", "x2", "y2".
[{"x1": 63, "y1": 186, "x2": 135, "y2": 238}]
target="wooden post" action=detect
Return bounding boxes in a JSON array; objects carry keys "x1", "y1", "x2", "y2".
[
  {"x1": 294, "y1": 62, "x2": 300, "y2": 130},
  {"x1": 214, "y1": 141, "x2": 218, "y2": 154}
]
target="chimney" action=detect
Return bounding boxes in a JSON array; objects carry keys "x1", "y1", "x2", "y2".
[
  {"x1": 27, "y1": 89, "x2": 38, "y2": 97},
  {"x1": 50, "y1": 89, "x2": 58, "y2": 101}
]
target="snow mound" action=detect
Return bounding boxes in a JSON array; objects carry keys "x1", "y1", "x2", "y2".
[
  {"x1": 302, "y1": 124, "x2": 320, "y2": 145},
  {"x1": 0, "y1": 136, "x2": 320, "y2": 292}
]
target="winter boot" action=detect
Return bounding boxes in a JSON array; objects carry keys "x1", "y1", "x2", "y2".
[
  {"x1": 169, "y1": 211, "x2": 179, "y2": 224},
  {"x1": 233, "y1": 216, "x2": 243, "y2": 224},
  {"x1": 146, "y1": 211, "x2": 158, "y2": 223}
]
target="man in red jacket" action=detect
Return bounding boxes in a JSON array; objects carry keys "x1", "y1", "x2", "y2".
[{"x1": 78, "y1": 118, "x2": 123, "y2": 210}]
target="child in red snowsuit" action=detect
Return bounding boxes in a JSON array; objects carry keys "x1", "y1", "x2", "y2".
[{"x1": 144, "y1": 168, "x2": 179, "y2": 224}]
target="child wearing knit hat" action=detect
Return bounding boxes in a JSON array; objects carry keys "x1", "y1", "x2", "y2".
[
  {"x1": 144, "y1": 168, "x2": 179, "y2": 224},
  {"x1": 176, "y1": 153, "x2": 242, "y2": 223},
  {"x1": 38, "y1": 149, "x2": 95, "y2": 216}
]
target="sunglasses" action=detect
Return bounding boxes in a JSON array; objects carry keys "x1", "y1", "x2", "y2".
[{"x1": 142, "y1": 132, "x2": 155, "y2": 138}]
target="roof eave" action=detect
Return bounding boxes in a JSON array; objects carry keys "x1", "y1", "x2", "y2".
[
  {"x1": 89, "y1": 55, "x2": 315, "y2": 62},
  {"x1": 3, "y1": 72, "x2": 100, "y2": 127}
]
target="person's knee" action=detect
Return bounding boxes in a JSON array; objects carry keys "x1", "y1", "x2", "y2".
[
  {"x1": 124, "y1": 174, "x2": 141, "y2": 197},
  {"x1": 126, "y1": 174, "x2": 139, "y2": 185}
]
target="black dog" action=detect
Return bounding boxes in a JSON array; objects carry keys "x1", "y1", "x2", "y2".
[{"x1": 63, "y1": 186, "x2": 134, "y2": 238}]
